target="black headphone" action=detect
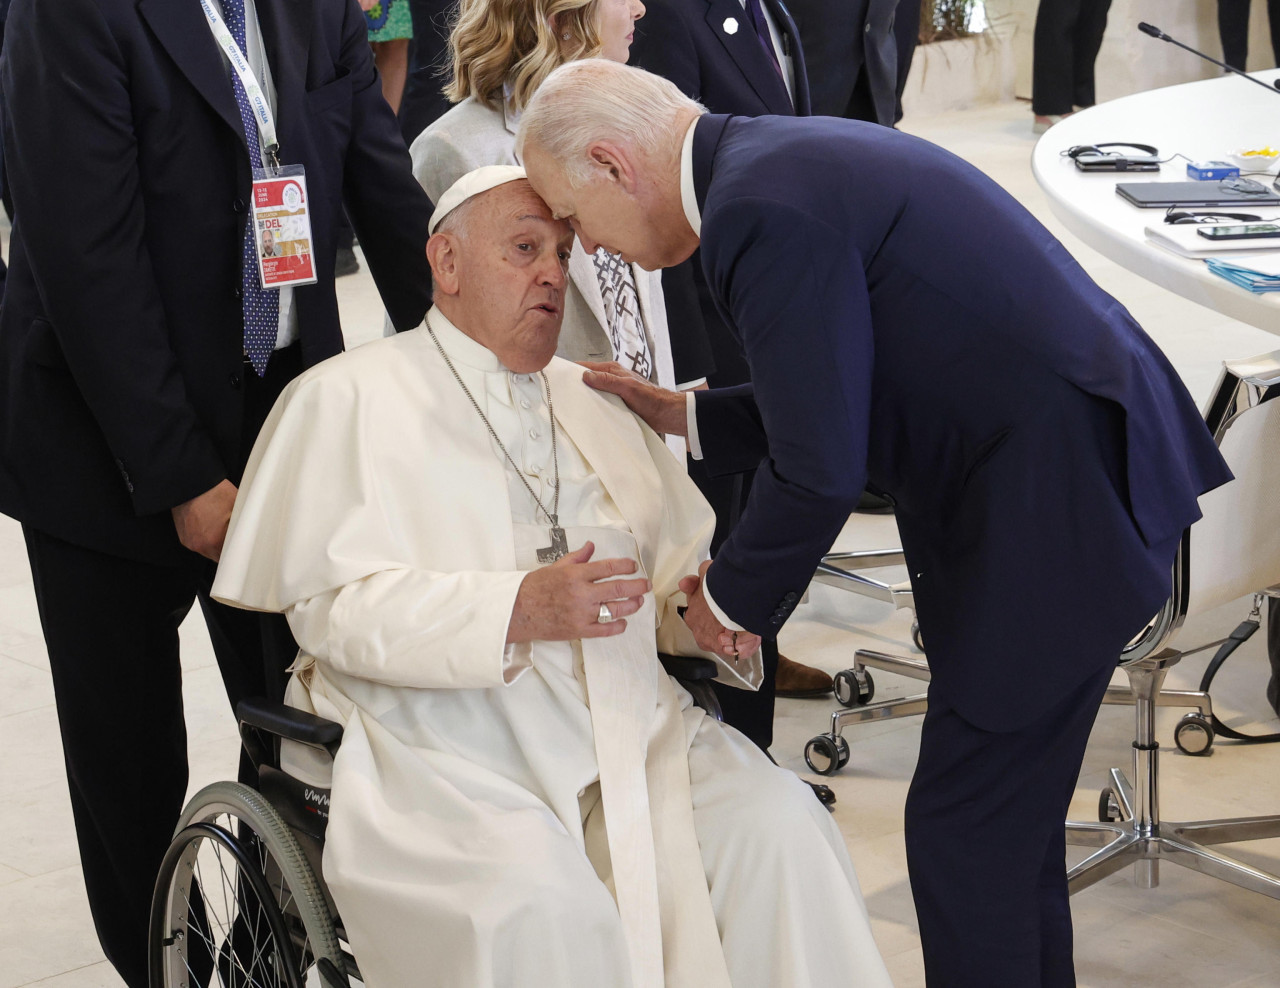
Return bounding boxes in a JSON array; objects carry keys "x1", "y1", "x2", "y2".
[
  {"x1": 1065, "y1": 142, "x2": 1159, "y2": 160},
  {"x1": 1164, "y1": 207, "x2": 1264, "y2": 224},
  {"x1": 1063, "y1": 142, "x2": 1161, "y2": 172}
]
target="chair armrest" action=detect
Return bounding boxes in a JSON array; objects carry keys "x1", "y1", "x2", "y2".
[
  {"x1": 658, "y1": 653, "x2": 719, "y2": 681},
  {"x1": 237, "y1": 697, "x2": 344, "y2": 770}
]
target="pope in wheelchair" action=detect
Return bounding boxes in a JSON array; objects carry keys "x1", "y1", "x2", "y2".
[{"x1": 199, "y1": 168, "x2": 891, "y2": 988}]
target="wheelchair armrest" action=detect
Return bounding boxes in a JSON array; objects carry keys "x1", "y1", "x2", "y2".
[
  {"x1": 237, "y1": 698, "x2": 344, "y2": 769},
  {"x1": 658, "y1": 653, "x2": 719, "y2": 682}
]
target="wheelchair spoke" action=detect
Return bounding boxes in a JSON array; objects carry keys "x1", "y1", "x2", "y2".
[{"x1": 194, "y1": 853, "x2": 233, "y2": 952}]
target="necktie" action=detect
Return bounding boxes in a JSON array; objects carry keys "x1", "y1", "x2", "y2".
[
  {"x1": 745, "y1": 0, "x2": 783, "y2": 78},
  {"x1": 221, "y1": 0, "x2": 279, "y2": 377},
  {"x1": 592, "y1": 249, "x2": 653, "y2": 380}
]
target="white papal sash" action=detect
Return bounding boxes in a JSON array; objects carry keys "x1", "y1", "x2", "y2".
[{"x1": 519, "y1": 524, "x2": 731, "y2": 988}]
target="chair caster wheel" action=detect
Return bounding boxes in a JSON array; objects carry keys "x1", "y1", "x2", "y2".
[
  {"x1": 1098, "y1": 785, "x2": 1122, "y2": 823},
  {"x1": 804, "y1": 733, "x2": 850, "y2": 775},
  {"x1": 833, "y1": 669, "x2": 875, "y2": 707},
  {"x1": 1175, "y1": 713, "x2": 1215, "y2": 755},
  {"x1": 911, "y1": 622, "x2": 924, "y2": 652}
]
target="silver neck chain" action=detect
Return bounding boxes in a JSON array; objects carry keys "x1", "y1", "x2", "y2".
[{"x1": 426, "y1": 325, "x2": 561, "y2": 528}]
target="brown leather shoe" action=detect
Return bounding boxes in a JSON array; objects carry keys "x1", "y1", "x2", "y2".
[{"x1": 775, "y1": 655, "x2": 834, "y2": 698}]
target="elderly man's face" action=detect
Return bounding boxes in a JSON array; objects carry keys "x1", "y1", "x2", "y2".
[
  {"x1": 523, "y1": 147, "x2": 686, "y2": 273},
  {"x1": 429, "y1": 182, "x2": 574, "y2": 373}
]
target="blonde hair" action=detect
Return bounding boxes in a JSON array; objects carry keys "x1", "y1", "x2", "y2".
[
  {"x1": 446, "y1": 0, "x2": 604, "y2": 112},
  {"x1": 517, "y1": 60, "x2": 704, "y2": 186}
]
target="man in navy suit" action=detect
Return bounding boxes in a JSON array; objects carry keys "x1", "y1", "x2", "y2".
[
  {"x1": 630, "y1": 0, "x2": 831, "y2": 747},
  {"x1": 519, "y1": 60, "x2": 1232, "y2": 985},
  {"x1": 0, "y1": 0, "x2": 432, "y2": 982}
]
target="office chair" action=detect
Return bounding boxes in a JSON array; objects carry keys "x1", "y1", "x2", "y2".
[
  {"x1": 1066, "y1": 349, "x2": 1280, "y2": 901},
  {"x1": 804, "y1": 551, "x2": 929, "y2": 773}
]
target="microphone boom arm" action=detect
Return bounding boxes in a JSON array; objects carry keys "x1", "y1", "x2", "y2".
[{"x1": 1138, "y1": 22, "x2": 1280, "y2": 96}]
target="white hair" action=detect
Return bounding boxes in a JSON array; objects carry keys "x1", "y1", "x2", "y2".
[{"x1": 515, "y1": 60, "x2": 705, "y2": 187}]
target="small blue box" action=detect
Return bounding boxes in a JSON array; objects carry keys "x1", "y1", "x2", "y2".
[{"x1": 1187, "y1": 160, "x2": 1241, "y2": 181}]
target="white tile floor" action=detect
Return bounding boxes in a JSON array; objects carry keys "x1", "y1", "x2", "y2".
[{"x1": 4, "y1": 99, "x2": 1280, "y2": 987}]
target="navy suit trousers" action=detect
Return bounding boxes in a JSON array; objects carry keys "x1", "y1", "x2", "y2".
[{"x1": 905, "y1": 660, "x2": 1114, "y2": 986}]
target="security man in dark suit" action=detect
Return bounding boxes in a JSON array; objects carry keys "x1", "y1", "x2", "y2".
[
  {"x1": 787, "y1": 0, "x2": 901, "y2": 124},
  {"x1": 519, "y1": 59, "x2": 1233, "y2": 985},
  {"x1": 630, "y1": 0, "x2": 828, "y2": 749},
  {"x1": 0, "y1": 0, "x2": 433, "y2": 982}
]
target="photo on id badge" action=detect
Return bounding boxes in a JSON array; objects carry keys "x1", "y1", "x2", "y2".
[{"x1": 253, "y1": 166, "x2": 318, "y2": 289}]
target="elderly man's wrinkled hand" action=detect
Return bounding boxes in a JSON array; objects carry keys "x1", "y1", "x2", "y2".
[
  {"x1": 677, "y1": 561, "x2": 761, "y2": 658},
  {"x1": 172, "y1": 478, "x2": 237, "y2": 562},
  {"x1": 507, "y1": 542, "x2": 652, "y2": 644},
  {"x1": 580, "y1": 361, "x2": 689, "y2": 437}
]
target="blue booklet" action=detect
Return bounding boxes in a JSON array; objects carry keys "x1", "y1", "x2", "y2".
[{"x1": 1205, "y1": 257, "x2": 1280, "y2": 293}]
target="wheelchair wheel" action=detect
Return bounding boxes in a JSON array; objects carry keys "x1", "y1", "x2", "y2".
[
  {"x1": 803, "y1": 733, "x2": 850, "y2": 775},
  {"x1": 833, "y1": 669, "x2": 875, "y2": 708},
  {"x1": 911, "y1": 622, "x2": 924, "y2": 652},
  {"x1": 149, "y1": 781, "x2": 345, "y2": 988}
]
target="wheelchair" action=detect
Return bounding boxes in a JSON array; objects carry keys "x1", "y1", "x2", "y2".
[{"x1": 147, "y1": 652, "x2": 788, "y2": 987}]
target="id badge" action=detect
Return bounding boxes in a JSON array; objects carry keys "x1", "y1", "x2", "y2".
[{"x1": 251, "y1": 164, "x2": 318, "y2": 289}]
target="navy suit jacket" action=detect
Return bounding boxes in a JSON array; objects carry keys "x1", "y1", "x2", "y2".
[
  {"x1": 631, "y1": 0, "x2": 810, "y2": 118},
  {"x1": 689, "y1": 114, "x2": 1232, "y2": 730},
  {"x1": 0, "y1": 0, "x2": 433, "y2": 564},
  {"x1": 631, "y1": 0, "x2": 809, "y2": 386}
]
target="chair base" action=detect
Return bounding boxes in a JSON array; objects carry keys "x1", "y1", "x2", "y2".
[
  {"x1": 1066, "y1": 649, "x2": 1280, "y2": 903},
  {"x1": 803, "y1": 644, "x2": 1221, "y2": 774},
  {"x1": 1067, "y1": 767, "x2": 1280, "y2": 898}
]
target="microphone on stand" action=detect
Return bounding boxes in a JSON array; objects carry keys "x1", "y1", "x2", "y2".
[{"x1": 1138, "y1": 22, "x2": 1280, "y2": 96}]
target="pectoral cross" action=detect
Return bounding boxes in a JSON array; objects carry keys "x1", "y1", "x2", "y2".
[{"x1": 537, "y1": 524, "x2": 569, "y2": 563}]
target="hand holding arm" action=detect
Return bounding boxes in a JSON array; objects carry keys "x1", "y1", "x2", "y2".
[
  {"x1": 172, "y1": 479, "x2": 237, "y2": 562},
  {"x1": 677, "y1": 561, "x2": 762, "y2": 658},
  {"x1": 581, "y1": 362, "x2": 689, "y2": 437},
  {"x1": 507, "y1": 542, "x2": 653, "y2": 644}
]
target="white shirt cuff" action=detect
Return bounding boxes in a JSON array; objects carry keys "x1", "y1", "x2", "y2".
[
  {"x1": 686, "y1": 391, "x2": 703, "y2": 460},
  {"x1": 703, "y1": 576, "x2": 744, "y2": 632}
]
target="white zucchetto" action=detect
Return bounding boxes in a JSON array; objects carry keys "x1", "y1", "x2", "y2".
[{"x1": 428, "y1": 164, "x2": 529, "y2": 234}]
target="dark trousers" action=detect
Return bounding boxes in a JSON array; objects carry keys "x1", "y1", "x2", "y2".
[
  {"x1": 893, "y1": 0, "x2": 922, "y2": 123},
  {"x1": 688, "y1": 456, "x2": 780, "y2": 750},
  {"x1": 1031, "y1": 0, "x2": 1113, "y2": 115},
  {"x1": 399, "y1": 0, "x2": 457, "y2": 145},
  {"x1": 23, "y1": 347, "x2": 300, "y2": 988},
  {"x1": 905, "y1": 659, "x2": 1115, "y2": 987},
  {"x1": 1219, "y1": 0, "x2": 1280, "y2": 70}
]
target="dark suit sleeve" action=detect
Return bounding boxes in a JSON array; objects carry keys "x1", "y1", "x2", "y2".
[
  {"x1": 336, "y1": 0, "x2": 434, "y2": 331},
  {"x1": 700, "y1": 198, "x2": 874, "y2": 635},
  {"x1": 694, "y1": 384, "x2": 770, "y2": 475},
  {"x1": 2, "y1": 0, "x2": 227, "y2": 514}
]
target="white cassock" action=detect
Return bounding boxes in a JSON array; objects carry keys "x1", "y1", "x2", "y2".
[{"x1": 212, "y1": 308, "x2": 892, "y2": 988}]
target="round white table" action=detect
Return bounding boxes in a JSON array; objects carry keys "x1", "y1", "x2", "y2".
[{"x1": 1032, "y1": 69, "x2": 1280, "y2": 334}]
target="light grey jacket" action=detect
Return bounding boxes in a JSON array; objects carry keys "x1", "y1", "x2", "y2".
[{"x1": 409, "y1": 96, "x2": 677, "y2": 393}]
